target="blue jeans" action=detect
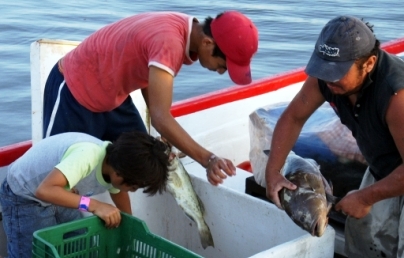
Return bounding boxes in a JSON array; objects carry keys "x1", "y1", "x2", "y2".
[{"x1": 0, "y1": 179, "x2": 82, "y2": 258}]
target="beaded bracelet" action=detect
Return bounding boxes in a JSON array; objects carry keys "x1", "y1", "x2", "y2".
[{"x1": 208, "y1": 154, "x2": 217, "y2": 165}]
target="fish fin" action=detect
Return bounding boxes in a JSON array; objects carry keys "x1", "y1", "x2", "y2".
[
  {"x1": 196, "y1": 194, "x2": 206, "y2": 215},
  {"x1": 325, "y1": 192, "x2": 342, "y2": 204},
  {"x1": 184, "y1": 213, "x2": 196, "y2": 223},
  {"x1": 263, "y1": 149, "x2": 270, "y2": 156},
  {"x1": 328, "y1": 180, "x2": 334, "y2": 193},
  {"x1": 320, "y1": 174, "x2": 332, "y2": 195},
  {"x1": 199, "y1": 223, "x2": 215, "y2": 249}
]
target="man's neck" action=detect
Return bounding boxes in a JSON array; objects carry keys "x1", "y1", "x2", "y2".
[{"x1": 189, "y1": 20, "x2": 203, "y2": 53}]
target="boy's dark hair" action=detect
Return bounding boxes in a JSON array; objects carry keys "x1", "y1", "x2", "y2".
[
  {"x1": 105, "y1": 131, "x2": 169, "y2": 195},
  {"x1": 203, "y1": 13, "x2": 226, "y2": 60}
]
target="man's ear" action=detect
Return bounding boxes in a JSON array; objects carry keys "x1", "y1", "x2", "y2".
[
  {"x1": 364, "y1": 55, "x2": 377, "y2": 73},
  {"x1": 202, "y1": 36, "x2": 215, "y2": 46}
]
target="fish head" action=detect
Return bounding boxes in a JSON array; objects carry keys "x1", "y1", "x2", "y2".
[
  {"x1": 280, "y1": 187, "x2": 329, "y2": 237},
  {"x1": 155, "y1": 136, "x2": 172, "y2": 154},
  {"x1": 155, "y1": 136, "x2": 179, "y2": 164},
  {"x1": 313, "y1": 208, "x2": 329, "y2": 237},
  {"x1": 156, "y1": 136, "x2": 186, "y2": 162}
]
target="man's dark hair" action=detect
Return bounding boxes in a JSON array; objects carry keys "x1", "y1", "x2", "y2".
[
  {"x1": 105, "y1": 131, "x2": 169, "y2": 195},
  {"x1": 203, "y1": 13, "x2": 226, "y2": 60},
  {"x1": 355, "y1": 20, "x2": 381, "y2": 69}
]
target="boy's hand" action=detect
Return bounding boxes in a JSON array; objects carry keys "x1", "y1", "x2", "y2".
[{"x1": 90, "y1": 199, "x2": 122, "y2": 228}]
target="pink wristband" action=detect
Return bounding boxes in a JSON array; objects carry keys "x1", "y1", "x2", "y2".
[{"x1": 78, "y1": 196, "x2": 91, "y2": 211}]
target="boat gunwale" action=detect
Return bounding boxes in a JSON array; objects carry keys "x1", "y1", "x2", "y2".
[{"x1": 1, "y1": 37, "x2": 404, "y2": 167}]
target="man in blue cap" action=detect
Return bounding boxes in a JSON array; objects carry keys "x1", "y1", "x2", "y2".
[{"x1": 264, "y1": 15, "x2": 404, "y2": 257}]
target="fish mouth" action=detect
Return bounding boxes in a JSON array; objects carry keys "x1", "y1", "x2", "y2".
[{"x1": 311, "y1": 216, "x2": 328, "y2": 237}]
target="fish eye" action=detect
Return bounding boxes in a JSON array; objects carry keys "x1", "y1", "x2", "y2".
[{"x1": 299, "y1": 215, "x2": 306, "y2": 222}]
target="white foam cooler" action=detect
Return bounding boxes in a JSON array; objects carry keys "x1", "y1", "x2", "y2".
[{"x1": 94, "y1": 158, "x2": 335, "y2": 258}]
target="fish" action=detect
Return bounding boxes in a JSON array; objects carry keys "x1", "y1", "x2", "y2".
[
  {"x1": 162, "y1": 139, "x2": 214, "y2": 249},
  {"x1": 265, "y1": 150, "x2": 333, "y2": 237}
]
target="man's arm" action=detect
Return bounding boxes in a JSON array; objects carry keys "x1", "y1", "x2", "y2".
[
  {"x1": 265, "y1": 76, "x2": 325, "y2": 207},
  {"x1": 142, "y1": 66, "x2": 235, "y2": 185},
  {"x1": 335, "y1": 89, "x2": 404, "y2": 218}
]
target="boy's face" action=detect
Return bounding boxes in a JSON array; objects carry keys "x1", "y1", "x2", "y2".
[{"x1": 110, "y1": 172, "x2": 139, "y2": 192}]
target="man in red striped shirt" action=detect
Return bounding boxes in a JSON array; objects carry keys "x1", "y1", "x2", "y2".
[{"x1": 43, "y1": 11, "x2": 258, "y2": 185}]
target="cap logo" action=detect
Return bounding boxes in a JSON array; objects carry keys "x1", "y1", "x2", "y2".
[{"x1": 318, "y1": 44, "x2": 339, "y2": 57}]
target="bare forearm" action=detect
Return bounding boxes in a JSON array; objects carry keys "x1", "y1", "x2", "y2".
[
  {"x1": 360, "y1": 165, "x2": 404, "y2": 205},
  {"x1": 35, "y1": 186, "x2": 82, "y2": 209},
  {"x1": 36, "y1": 185, "x2": 112, "y2": 213},
  {"x1": 110, "y1": 191, "x2": 132, "y2": 214},
  {"x1": 152, "y1": 114, "x2": 211, "y2": 167}
]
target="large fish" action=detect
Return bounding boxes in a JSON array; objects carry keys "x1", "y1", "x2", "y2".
[
  {"x1": 265, "y1": 150, "x2": 333, "y2": 237},
  {"x1": 163, "y1": 140, "x2": 214, "y2": 249}
]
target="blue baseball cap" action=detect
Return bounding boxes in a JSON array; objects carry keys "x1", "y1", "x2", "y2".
[{"x1": 305, "y1": 16, "x2": 376, "y2": 82}]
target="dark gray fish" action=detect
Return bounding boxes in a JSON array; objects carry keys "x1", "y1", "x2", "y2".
[{"x1": 266, "y1": 150, "x2": 333, "y2": 237}]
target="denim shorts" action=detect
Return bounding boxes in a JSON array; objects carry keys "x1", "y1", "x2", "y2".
[{"x1": 0, "y1": 179, "x2": 82, "y2": 258}]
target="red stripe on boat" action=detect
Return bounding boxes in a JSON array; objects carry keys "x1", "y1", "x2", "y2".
[
  {"x1": 171, "y1": 37, "x2": 404, "y2": 118},
  {"x1": 1, "y1": 37, "x2": 404, "y2": 163},
  {"x1": 0, "y1": 140, "x2": 31, "y2": 167}
]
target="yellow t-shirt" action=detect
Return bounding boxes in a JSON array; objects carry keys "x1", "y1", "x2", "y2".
[{"x1": 55, "y1": 141, "x2": 119, "y2": 194}]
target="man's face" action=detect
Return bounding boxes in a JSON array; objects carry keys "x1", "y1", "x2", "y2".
[
  {"x1": 199, "y1": 55, "x2": 227, "y2": 75},
  {"x1": 197, "y1": 38, "x2": 227, "y2": 75},
  {"x1": 325, "y1": 57, "x2": 375, "y2": 96}
]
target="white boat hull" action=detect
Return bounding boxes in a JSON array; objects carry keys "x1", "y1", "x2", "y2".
[{"x1": 2, "y1": 37, "x2": 404, "y2": 257}]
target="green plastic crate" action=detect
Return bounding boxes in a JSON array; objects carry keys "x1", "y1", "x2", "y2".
[{"x1": 32, "y1": 212, "x2": 203, "y2": 258}]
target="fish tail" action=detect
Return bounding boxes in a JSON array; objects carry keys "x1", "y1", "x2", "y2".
[{"x1": 199, "y1": 223, "x2": 214, "y2": 249}]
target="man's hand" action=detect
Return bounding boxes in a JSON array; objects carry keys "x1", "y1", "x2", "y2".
[
  {"x1": 206, "y1": 155, "x2": 236, "y2": 185},
  {"x1": 335, "y1": 190, "x2": 372, "y2": 219},
  {"x1": 266, "y1": 172, "x2": 296, "y2": 209}
]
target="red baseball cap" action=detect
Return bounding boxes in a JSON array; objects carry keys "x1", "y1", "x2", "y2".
[{"x1": 211, "y1": 11, "x2": 258, "y2": 85}]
